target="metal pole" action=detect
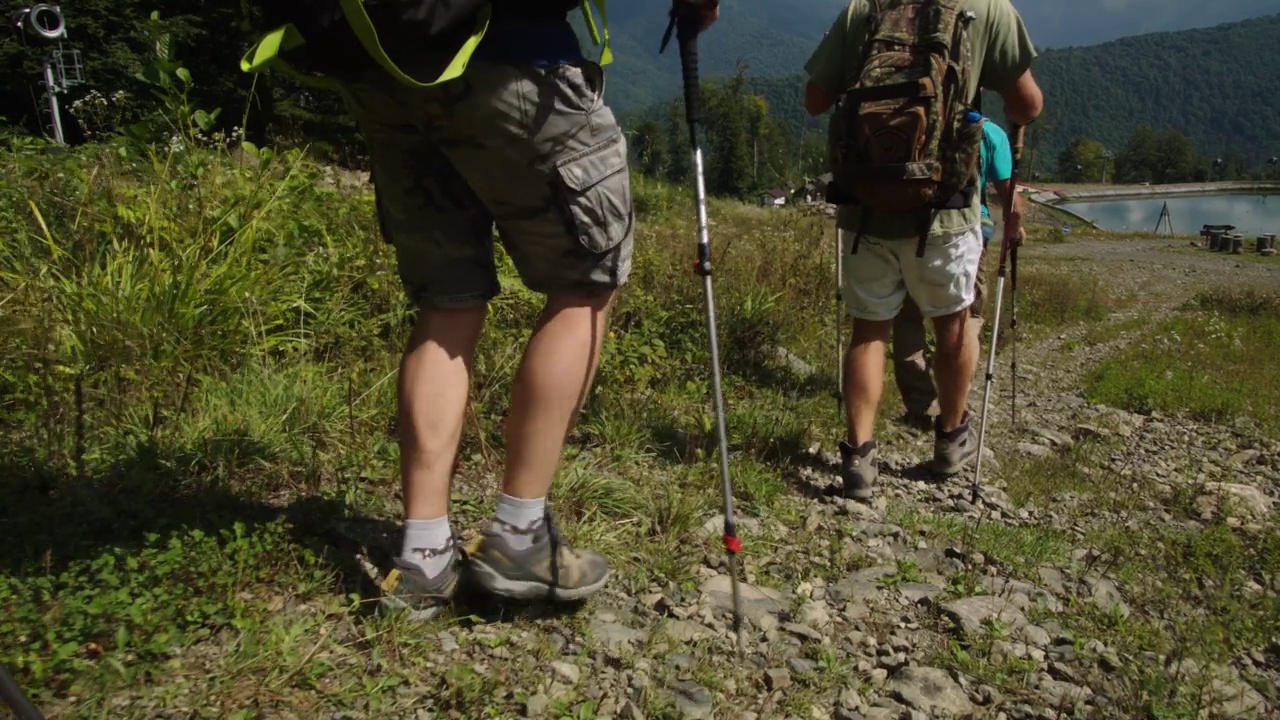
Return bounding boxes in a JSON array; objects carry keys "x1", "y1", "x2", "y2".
[
  {"x1": 661, "y1": 2, "x2": 746, "y2": 660},
  {"x1": 42, "y1": 57, "x2": 64, "y2": 144},
  {"x1": 0, "y1": 664, "x2": 46, "y2": 720}
]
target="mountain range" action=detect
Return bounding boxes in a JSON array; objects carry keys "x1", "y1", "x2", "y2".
[
  {"x1": 582, "y1": 0, "x2": 1279, "y2": 115},
  {"x1": 581, "y1": 3, "x2": 1280, "y2": 169}
]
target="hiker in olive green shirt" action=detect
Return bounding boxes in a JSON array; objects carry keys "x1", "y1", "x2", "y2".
[
  {"x1": 803, "y1": 0, "x2": 1042, "y2": 499},
  {"x1": 335, "y1": 0, "x2": 721, "y2": 620}
]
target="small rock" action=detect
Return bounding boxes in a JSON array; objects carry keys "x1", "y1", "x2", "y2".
[
  {"x1": 437, "y1": 632, "x2": 459, "y2": 653},
  {"x1": 765, "y1": 668, "x2": 792, "y2": 691},
  {"x1": 1020, "y1": 625, "x2": 1052, "y2": 648},
  {"x1": 801, "y1": 600, "x2": 833, "y2": 629},
  {"x1": 887, "y1": 666, "x2": 976, "y2": 717},
  {"x1": 898, "y1": 582, "x2": 944, "y2": 604},
  {"x1": 1017, "y1": 443, "x2": 1053, "y2": 458},
  {"x1": 700, "y1": 574, "x2": 789, "y2": 625},
  {"x1": 788, "y1": 658, "x2": 819, "y2": 676},
  {"x1": 551, "y1": 661, "x2": 581, "y2": 684},
  {"x1": 940, "y1": 596, "x2": 1028, "y2": 637},
  {"x1": 525, "y1": 693, "x2": 551, "y2": 718},
  {"x1": 1085, "y1": 577, "x2": 1131, "y2": 619},
  {"x1": 784, "y1": 623, "x2": 824, "y2": 643},
  {"x1": 668, "y1": 680, "x2": 714, "y2": 719},
  {"x1": 664, "y1": 620, "x2": 710, "y2": 643}
]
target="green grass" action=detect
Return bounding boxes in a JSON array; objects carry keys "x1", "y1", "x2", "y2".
[{"x1": 1087, "y1": 288, "x2": 1280, "y2": 432}]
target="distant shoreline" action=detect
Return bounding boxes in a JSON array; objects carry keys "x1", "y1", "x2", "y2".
[
  {"x1": 1021, "y1": 181, "x2": 1280, "y2": 231},
  {"x1": 1026, "y1": 180, "x2": 1280, "y2": 204}
]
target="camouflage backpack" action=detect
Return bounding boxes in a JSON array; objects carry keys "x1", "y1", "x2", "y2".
[{"x1": 827, "y1": 0, "x2": 982, "y2": 254}]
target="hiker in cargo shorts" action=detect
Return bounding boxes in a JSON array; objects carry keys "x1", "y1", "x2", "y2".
[
  {"x1": 803, "y1": 0, "x2": 1042, "y2": 500},
  {"x1": 337, "y1": 0, "x2": 722, "y2": 619}
]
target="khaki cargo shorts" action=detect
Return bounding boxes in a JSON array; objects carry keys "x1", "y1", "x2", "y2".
[{"x1": 339, "y1": 58, "x2": 634, "y2": 308}]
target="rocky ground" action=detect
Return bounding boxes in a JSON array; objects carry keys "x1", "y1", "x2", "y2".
[
  {"x1": 25, "y1": 231, "x2": 1276, "y2": 720},
  {"x1": 372, "y1": 235, "x2": 1278, "y2": 720}
]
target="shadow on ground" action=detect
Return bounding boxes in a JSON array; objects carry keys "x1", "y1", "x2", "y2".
[{"x1": 1, "y1": 438, "x2": 594, "y2": 629}]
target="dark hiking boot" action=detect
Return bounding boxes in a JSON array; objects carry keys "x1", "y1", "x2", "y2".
[
  {"x1": 838, "y1": 439, "x2": 878, "y2": 500},
  {"x1": 378, "y1": 538, "x2": 463, "y2": 621},
  {"x1": 932, "y1": 413, "x2": 978, "y2": 476},
  {"x1": 470, "y1": 510, "x2": 610, "y2": 602},
  {"x1": 901, "y1": 410, "x2": 934, "y2": 433}
]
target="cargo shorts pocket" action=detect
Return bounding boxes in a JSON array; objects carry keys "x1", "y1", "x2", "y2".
[{"x1": 554, "y1": 132, "x2": 633, "y2": 254}]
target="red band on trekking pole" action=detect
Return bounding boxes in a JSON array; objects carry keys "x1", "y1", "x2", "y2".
[{"x1": 723, "y1": 534, "x2": 743, "y2": 554}]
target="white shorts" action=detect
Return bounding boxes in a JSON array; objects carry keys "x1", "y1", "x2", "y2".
[{"x1": 841, "y1": 225, "x2": 982, "y2": 321}]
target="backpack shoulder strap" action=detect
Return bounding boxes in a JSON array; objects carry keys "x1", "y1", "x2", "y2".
[
  {"x1": 241, "y1": 0, "x2": 493, "y2": 89},
  {"x1": 579, "y1": 0, "x2": 612, "y2": 65},
  {"x1": 241, "y1": 24, "x2": 342, "y2": 90},
  {"x1": 338, "y1": 0, "x2": 490, "y2": 88}
]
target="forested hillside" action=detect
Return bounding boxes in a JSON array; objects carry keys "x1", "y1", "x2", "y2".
[
  {"x1": 985, "y1": 12, "x2": 1280, "y2": 170},
  {"x1": 627, "y1": 12, "x2": 1280, "y2": 176}
]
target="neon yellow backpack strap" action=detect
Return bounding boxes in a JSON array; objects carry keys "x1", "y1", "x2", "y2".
[
  {"x1": 240, "y1": 24, "x2": 343, "y2": 90},
  {"x1": 338, "y1": 0, "x2": 491, "y2": 88},
  {"x1": 580, "y1": 0, "x2": 612, "y2": 65},
  {"x1": 240, "y1": 2, "x2": 491, "y2": 89}
]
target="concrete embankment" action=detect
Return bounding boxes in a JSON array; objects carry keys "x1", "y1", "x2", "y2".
[
  {"x1": 1028, "y1": 180, "x2": 1280, "y2": 203},
  {"x1": 1020, "y1": 181, "x2": 1280, "y2": 231}
]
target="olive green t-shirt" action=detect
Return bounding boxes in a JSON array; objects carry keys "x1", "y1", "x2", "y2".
[{"x1": 804, "y1": 0, "x2": 1037, "y2": 240}]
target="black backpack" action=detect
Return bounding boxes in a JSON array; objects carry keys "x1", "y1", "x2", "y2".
[{"x1": 241, "y1": 0, "x2": 610, "y2": 89}]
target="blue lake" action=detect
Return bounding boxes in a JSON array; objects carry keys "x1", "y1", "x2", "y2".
[{"x1": 1061, "y1": 193, "x2": 1280, "y2": 237}]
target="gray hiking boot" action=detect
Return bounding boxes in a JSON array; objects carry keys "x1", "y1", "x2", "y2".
[
  {"x1": 378, "y1": 538, "x2": 463, "y2": 621},
  {"x1": 470, "y1": 511, "x2": 610, "y2": 602},
  {"x1": 838, "y1": 439, "x2": 878, "y2": 500},
  {"x1": 932, "y1": 413, "x2": 978, "y2": 476}
]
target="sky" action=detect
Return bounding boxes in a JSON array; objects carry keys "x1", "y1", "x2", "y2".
[{"x1": 1011, "y1": 0, "x2": 1279, "y2": 49}]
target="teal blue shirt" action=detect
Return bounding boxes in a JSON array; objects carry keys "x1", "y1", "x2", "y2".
[{"x1": 980, "y1": 120, "x2": 1013, "y2": 220}]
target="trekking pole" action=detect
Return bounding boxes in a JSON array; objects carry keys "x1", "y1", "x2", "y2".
[
  {"x1": 1008, "y1": 129, "x2": 1024, "y2": 430},
  {"x1": 0, "y1": 664, "x2": 46, "y2": 720},
  {"x1": 969, "y1": 122, "x2": 1026, "y2": 505},
  {"x1": 661, "y1": 0, "x2": 746, "y2": 660},
  {"x1": 835, "y1": 226, "x2": 844, "y2": 406}
]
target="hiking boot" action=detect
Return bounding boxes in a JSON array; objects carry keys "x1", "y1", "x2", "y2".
[
  {"x1": 838, "y1": 439, "x2": 878, "y2": 500},
  {"x1": 932, "y1": 413, "x2": 978, "y2": 476},
  {"x1": 377, "y1": 539, "x2": 463, "y2": 621},
  {"x1": 900, "y1": 410, "x2": 934, "y2": 433},
  {"x1": 469, "y1": 510, "x2": 610, "y2": 602}
]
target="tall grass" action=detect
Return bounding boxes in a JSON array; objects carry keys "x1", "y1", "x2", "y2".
[
  {"x1": 1087, "y1": 288, "x2": 1280, "y2": 430},
  {"x1": 0, "y1": 138, "x2": 843, "y2": 706}
]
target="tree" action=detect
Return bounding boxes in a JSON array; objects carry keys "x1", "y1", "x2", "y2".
[
  {"x1": 1149, "y1": 129, "x2": 1196, "y2": 184},
  {"x1": 1114, "y1": 125, "x2": 1159, "y2": 183},
  {"x1": 1056, "y1": 136, "x2": 1107, "y2": 183},
  {"x1": 631, "y1": 118, "x2": 669, "y2": 179}
]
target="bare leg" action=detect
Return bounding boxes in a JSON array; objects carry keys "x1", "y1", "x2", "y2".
[
  {"x1": 931, "y1": 308, "x2": 978, "y2": 431},
  {"x1": 844, "y1": 318, "x2": 893, "y2": 445},
  {"x1": 502, "y1": 291, "x2": 616, "y2": 499},
  {"x1": 398, "y1": 306, "x2": 488, "y2": 521}
]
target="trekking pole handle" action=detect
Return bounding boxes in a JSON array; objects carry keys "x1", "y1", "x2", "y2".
[
  {"x1": 660, "y1": 2, "x2": 703, "y2": 142},
  {"x1": 1009, "y1": 123, "x2": 1026, "y2": 162}
]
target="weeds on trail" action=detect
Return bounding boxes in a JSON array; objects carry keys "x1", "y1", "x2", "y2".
[
  {"x1": 1087, "y1": 288, "x2": 1280, "y2": 432},
  {"x1": 1012, "y1": 268, "x2": 1112, "y2": 328}
]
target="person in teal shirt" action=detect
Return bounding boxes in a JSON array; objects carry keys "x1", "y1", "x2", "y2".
[
  {"x1": 978, "y1": 116, "x2": 1014, "y2": 248},
  {"x1": 893, "y1": 114, "x2": 1021, "y2": 430}
]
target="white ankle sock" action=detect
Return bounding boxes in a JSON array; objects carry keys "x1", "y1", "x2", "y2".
[
  {"x1": 491, "y1": 493, "x2": 546, "y2": 551},
  {"x1": 401, "y1": 516, "x2": 453, "y2": 578}
]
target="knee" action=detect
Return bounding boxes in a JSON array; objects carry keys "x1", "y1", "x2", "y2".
[
  {"x1": 852, "y1": 317, "x2": 893, "y2": 343},
  {"x1": 545, "y1": 288, "x2": 619, "y2": 314},
  {"x1": 931, "y1": 311, "x2": 969, "y2": 356}
]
